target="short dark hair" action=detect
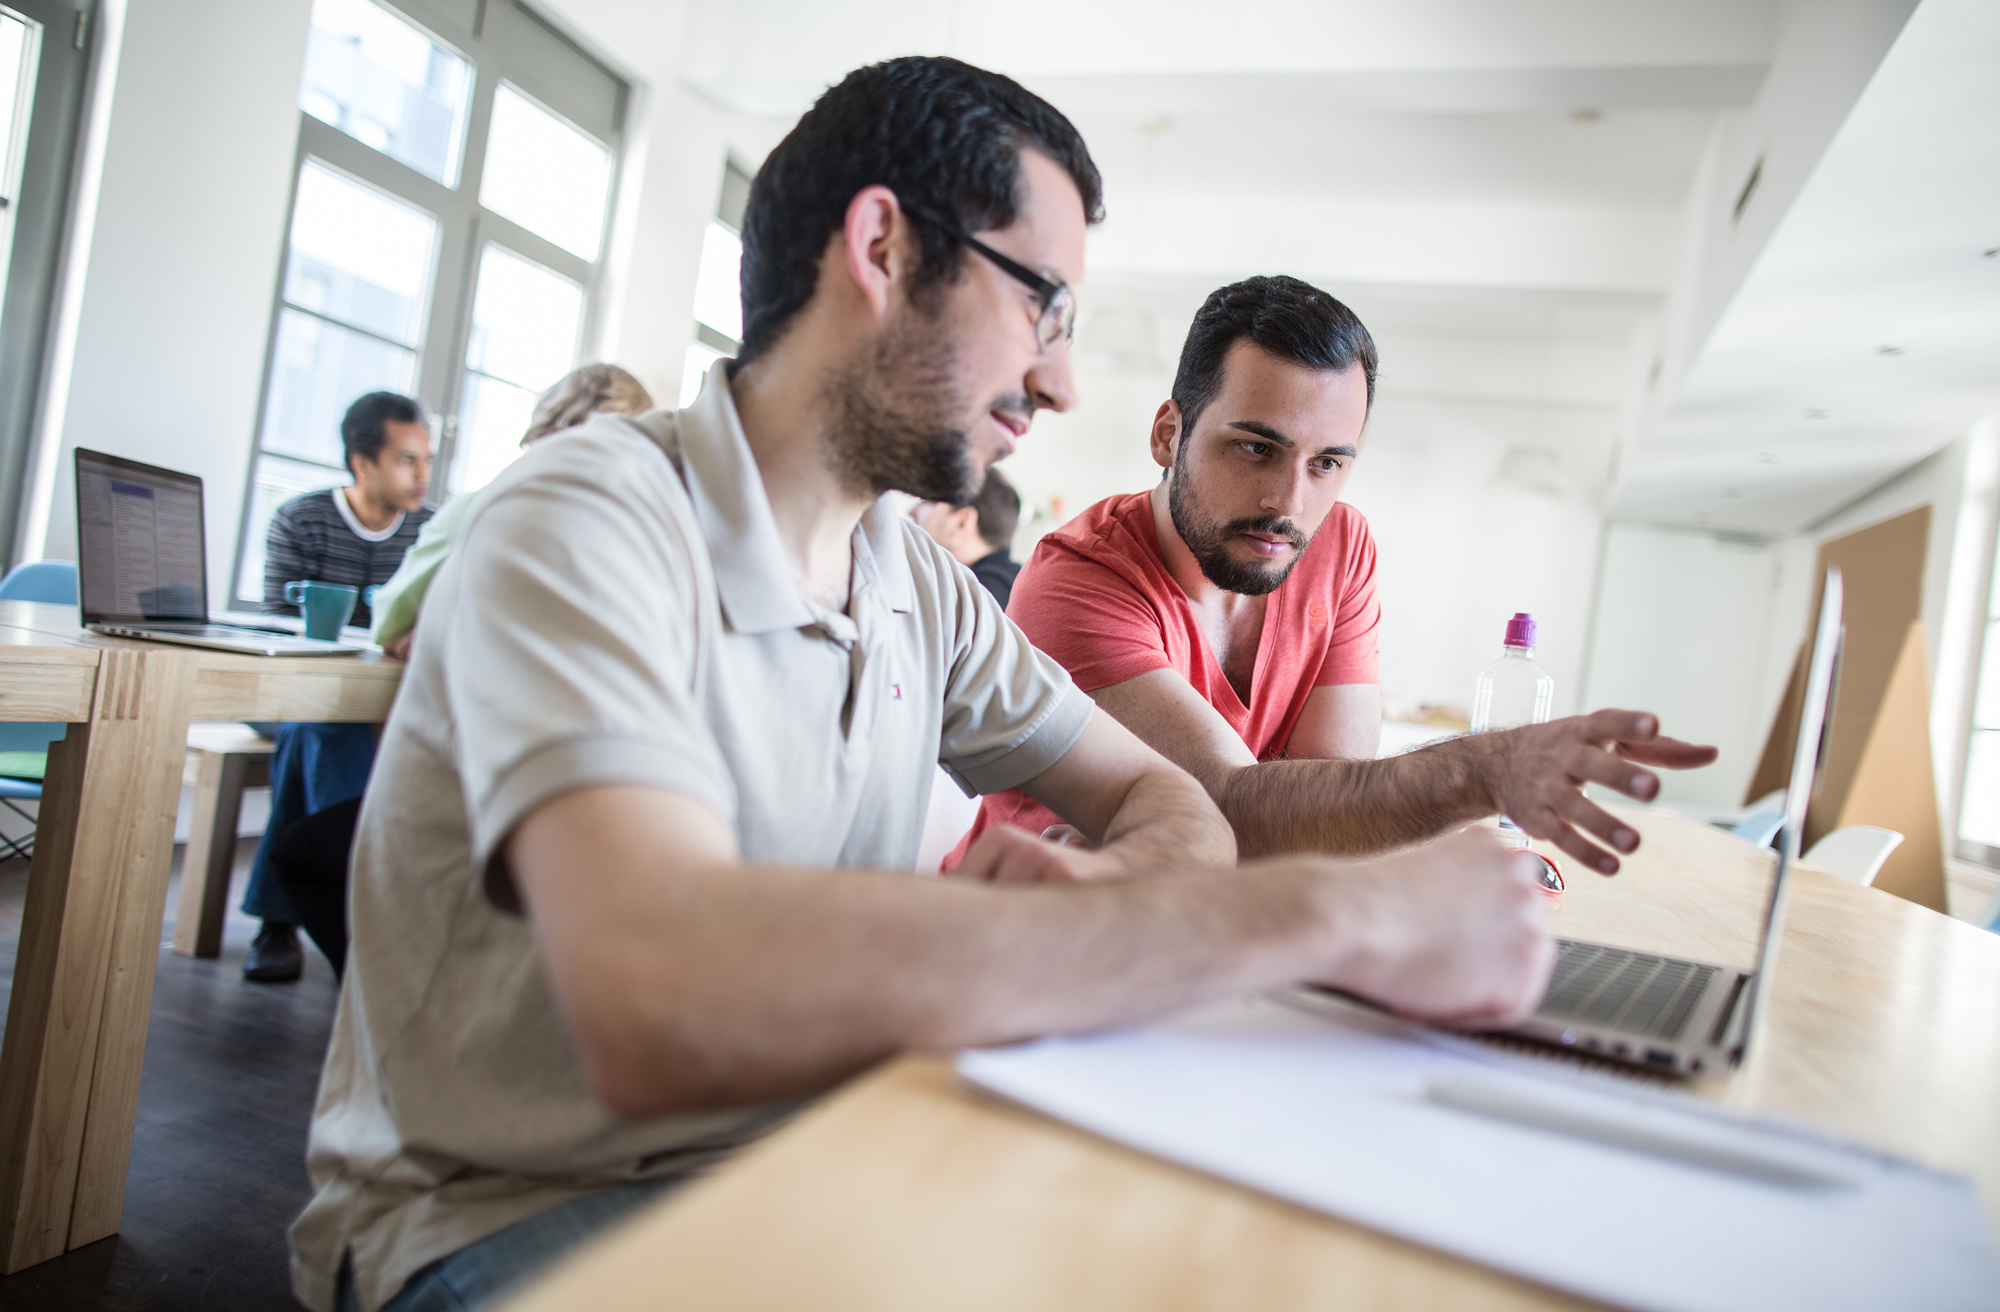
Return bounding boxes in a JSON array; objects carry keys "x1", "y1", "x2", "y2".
[
  {"x1": 1170, "y1": 277, "x2": 1378, "y2": 435},
  {"x1": 965, "y1": 467, "x2": 1021, "y2": 550},
  {"x1": 737, "y1": 56, "x2": 1103, "y2": 366},
  {"x1": 341, "y1": 391, "x2": 424, "y2": 474}
]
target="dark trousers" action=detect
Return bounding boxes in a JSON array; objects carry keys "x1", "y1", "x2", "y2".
[
  {"x1": 240, "y1": 723, "x2": 375, "y2": 924},
  {"x1": 270, "y1": 796, "x2": 362, "y2": 978}
]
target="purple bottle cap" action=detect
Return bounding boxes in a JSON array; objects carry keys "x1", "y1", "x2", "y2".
[{"x1": 1504, "y1": 612, "x2": 1537, "y2": 649}]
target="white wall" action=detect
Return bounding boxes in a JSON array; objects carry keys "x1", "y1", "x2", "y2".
[
  {"x1": 1579, "y1": 525, "x2": 1782, "y2": 807},
  {"x1": 29, "y1": 0, "x2": 313, "y2": 602},
  {"x1": 1587, "y1": 416, "x2": 2000, "y2": 820}
]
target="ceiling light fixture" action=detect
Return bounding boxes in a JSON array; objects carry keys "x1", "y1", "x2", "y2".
[
  {"x1": 1986, "y1": 248, "x2": 1999, "y2": 258},
  {"x1": 1878, "y1": 345, "x2": 1906, "y2": 355}
]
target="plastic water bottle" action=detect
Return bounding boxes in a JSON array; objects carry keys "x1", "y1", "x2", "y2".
[{"x1": 1471, "y1": 612, "x2": 1555, "y2": 856}]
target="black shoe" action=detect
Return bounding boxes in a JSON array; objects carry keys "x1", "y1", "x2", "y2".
[{"x1": 244, "y1": 922, "x2": 303, "y2": 982}]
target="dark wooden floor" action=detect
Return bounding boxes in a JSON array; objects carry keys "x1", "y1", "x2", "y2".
[{"x1": 0, "y1": 839, "x2": 338, "y2": 1311}]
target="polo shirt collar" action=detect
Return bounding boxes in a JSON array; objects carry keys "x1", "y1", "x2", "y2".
[{"x1": 677, "y1": 365, "x2": 913, "y2": 634}]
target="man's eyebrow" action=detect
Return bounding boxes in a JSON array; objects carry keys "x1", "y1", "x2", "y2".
[{"x1": 1225, "y1": 420, "x2": 1356, "y2": 458}]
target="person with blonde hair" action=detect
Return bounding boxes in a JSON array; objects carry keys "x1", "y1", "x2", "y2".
[{"x1": 370, "y1": 363, "x2": 653, "y2": 660}]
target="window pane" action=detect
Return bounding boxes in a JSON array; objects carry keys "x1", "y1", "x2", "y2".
[
  {"x1": 300, "y1": 0, "x2": 471, "y2": 186},
  {"x1": 236, "y1": 453, "x2": 352, "y2": 604},
  {"x1": 450, "y1": 371, "x2": 538, "y2": 494},
  {"x1": 1960, "y1": 731, "x2": 2000, "y2": 849},
  {"x1": 284, "y1": 160, "x2": 438, "y2": 345},
  {"x1": 261, "y1": 307, "x2": 418, "y2": 466},
  {"x1": 478, "y1": 83, "x2": 611, "y2": 260},
  {"x1": 692, "y1": 220, "x2": 742, "y2": 343},
  {"x1": 463, "y1": 244, "x2": 582, "y2": 391}
]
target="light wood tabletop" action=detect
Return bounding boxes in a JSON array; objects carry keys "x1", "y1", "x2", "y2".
[
  {"x1": 0, "y1": 601, "x2": 403, "y2": 1271},
  {"x1": 499, "y1": 806, "x2": 2000, "y2": 1312}
]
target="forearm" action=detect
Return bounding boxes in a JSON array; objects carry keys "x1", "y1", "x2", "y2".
[
  {"x1": 1219, "y1": 735, "x2": 1502, "y2": 858},
  {"x1": 1093, "y1": 763, "x2": 1237, "y2": 871},
  {"x1": 540, "y1": 856, "x2": 1329, "y2": 1117}
]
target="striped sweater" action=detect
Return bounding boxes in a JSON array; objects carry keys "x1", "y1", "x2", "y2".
[{"x1": 262, "y1": 488, "x2": 434, "y2": 631}]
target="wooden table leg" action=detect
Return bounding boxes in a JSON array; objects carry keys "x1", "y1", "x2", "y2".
[
  {"x1": 171, "y1": 750, "x2": 252, "y2": 959},
  {"x1": 0, "y1": 649, "x2": 194, "y2": 1270}
]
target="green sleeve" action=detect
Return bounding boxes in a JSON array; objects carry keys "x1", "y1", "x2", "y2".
[{"x1": 372, "y1": 493, "x2": 476, "y2": 646}]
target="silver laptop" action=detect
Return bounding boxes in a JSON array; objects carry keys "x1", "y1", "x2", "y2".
[
  {"x1": 75, "y1": 448, "x2": 360, "y2": 657},
  {"x1": 1301, "y1": 569, "x2": 1844, "y2": 1078},
  {"x1": 1495, "y1": 568, "x2": 1844, "y2": 1076}
]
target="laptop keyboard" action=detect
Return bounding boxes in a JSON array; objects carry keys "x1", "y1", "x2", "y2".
[{"x1": 1535, "y1": 940, "x2": 1717, "y2": 1041}]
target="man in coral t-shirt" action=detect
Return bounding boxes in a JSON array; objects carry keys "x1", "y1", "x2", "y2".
[{"x1": 950, "y1": 276, "x2": 1715, "y2": 876}]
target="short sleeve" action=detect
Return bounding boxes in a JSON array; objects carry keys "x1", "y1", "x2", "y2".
[
  {"x1": 923, "y1": 533, "x2": 1094, "y2": 797},
  {"x1": 437, "y1": 440, "x2": 735, "y2": 901},
  {"x1": 1008, "y1": 543, "x2": 1173, "y2": 693},
  {"x1": 1313, "y1": 509, "x2": 1382, "y2": 686}
]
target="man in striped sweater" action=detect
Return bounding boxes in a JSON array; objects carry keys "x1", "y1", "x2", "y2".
[{"x1": 243, "y1": 391, "x2": 435, "y2": 982}]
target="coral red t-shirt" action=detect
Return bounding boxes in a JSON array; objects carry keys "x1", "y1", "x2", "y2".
[{"x1": 943, "y1": 490, "x2": 1381, "y2": 867}]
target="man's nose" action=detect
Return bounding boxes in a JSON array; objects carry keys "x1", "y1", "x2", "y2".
[
  {"x1": 1025, "y1": 339, "x2": 1078, "y2": 415},
  {"x1": 1260, "y1": 461, "x2": 1308, "y2": 517}
]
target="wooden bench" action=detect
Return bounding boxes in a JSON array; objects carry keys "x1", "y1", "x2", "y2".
[{"x1": 170, "y1": 723, "x2": 274, "y2": 958}]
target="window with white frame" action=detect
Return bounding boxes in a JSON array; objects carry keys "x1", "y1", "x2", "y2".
[
  {"x1": 680, "y1": 159, "x2": 751, "y2": 408},
  {"x1": 234, "y1": 0, "x2": 623, "y2": 608}
]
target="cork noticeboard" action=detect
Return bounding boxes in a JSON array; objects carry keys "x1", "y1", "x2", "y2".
[{"x1": 1745, "y1": 505, "x2": 1945, "y2": 911}]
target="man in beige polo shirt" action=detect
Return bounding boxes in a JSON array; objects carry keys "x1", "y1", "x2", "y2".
[{"x1": 293, "y1": 58, "x2": 1568, "y2": 1312}]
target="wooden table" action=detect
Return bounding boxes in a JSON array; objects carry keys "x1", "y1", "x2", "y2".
[
  {"x1": 0, "y1": 600, "x2": 402, "y2": 1272},
  {"x1": 501, "y1": 807, "x2": 2000, "y2": 1312}
]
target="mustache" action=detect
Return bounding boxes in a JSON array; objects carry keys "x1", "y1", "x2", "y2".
[
  {"x1": 986, "y1": 390, "x2": 1035, "y2": 428},
  {"x1": 1222, "y1": 515, "x2": 1307, "y2": 551}
]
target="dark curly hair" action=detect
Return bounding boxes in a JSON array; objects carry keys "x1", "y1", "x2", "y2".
[
  {"x1": 1170, "y1": 277, "x2": 1378, "y2": 433},
  {"x1": 736, "y1": 56, "x2": 1104, "y2": 366}
]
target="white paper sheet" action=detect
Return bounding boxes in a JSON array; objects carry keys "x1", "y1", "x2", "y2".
[{"x1": 957, "y1": 996, "x2": 1999, "y2": 1312}]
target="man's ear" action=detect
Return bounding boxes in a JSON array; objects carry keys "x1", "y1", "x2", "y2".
[
  {"x1": 949, "y1": 504, "x2": 980, "y2": 543},
  {"x1": 1148, "y1": 399, "x2": 1182, "y2": 471},
  {"x1": 841, "y1": 185, "x2": 912, "y2": 323}
]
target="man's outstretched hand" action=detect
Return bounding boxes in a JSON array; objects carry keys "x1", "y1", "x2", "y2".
[{"x1": 1486, "y1": 710, "x2": 1718, "y2": 876}]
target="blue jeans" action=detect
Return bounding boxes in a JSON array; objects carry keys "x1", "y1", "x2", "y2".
[
  {"x1": 336, "y1": 1179, "x2": 681, "y2": 1312},
  {"x1": 241, "y1": 722, "x2": 377, "y2": 923}
]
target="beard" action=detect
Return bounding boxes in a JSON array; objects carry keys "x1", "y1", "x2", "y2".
[
  {"x1": 822, "y1": 303, "x2": 1024, "y2": 505},
  {"x1": 1167, "y1": 445, "x2": 1315, "y2": 596}
]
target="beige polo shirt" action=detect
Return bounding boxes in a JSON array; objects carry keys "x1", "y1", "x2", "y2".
[{"x1": 289, "y1": 372, "x2": 1093, "y2": 1312}]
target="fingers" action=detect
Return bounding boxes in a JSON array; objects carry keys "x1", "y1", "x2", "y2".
[
  {"x1": 1615, "y1": 735, "x2": 1721, "y2": 769},
  {"x1": 1039, "y1": 824, "x2": 1091, "y2": 849},
  {"x1": 1522, "y1": 792, "x2": 1637, "y2": 875},
  {"x1": 948, "y1": 824, "x2": 1104, "y2": 884},
  {"x1": 1581, "y1": 708, "x2": 1657, "y2": 744}
]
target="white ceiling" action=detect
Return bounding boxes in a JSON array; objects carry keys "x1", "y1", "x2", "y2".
[
  {"x1": 1615, "y1": 0, "x2": 2000, "y2": 535},
  {"x1": 545, "y1": 0, "x2": 1995, "y2": 539}
]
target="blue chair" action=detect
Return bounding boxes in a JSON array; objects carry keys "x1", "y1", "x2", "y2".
[
  {"x1": 1730, "y1": 810, "x2": 1785, "y2": 849},
  {"x1": 0, "y1": 559, "x2": 79, "y2": 604},
  {"x1": 0, "y1": 560, "x2": 80, "y2": 858}
]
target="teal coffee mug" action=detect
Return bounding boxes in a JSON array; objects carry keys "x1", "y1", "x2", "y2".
[{"x1": 284, "y1": 580, "x2": 359, "y2": 640}]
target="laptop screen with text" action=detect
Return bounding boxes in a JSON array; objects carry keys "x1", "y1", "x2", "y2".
[{"x1": 75, "y1": 449, "x2": 209, "y2": 624}]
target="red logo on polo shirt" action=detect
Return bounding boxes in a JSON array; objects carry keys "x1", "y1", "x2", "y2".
[
  {"x1": 1307, "y1": 600, "x2": 1330, "y2": 624},
  {"x1": 892, "y1": 683, "x2": 904, "y2": 700}
]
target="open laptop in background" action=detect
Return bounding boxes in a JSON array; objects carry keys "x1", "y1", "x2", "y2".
[
  {"x1": 74, "y1": 448, "x2": 360, "y2": 657},
  {"x1": 1488, "y1": 567, "x2": 1845, "y2": 1076},
  {"x1": 1298, "y1": 569, "x2": 1845, "y2": 1078}
]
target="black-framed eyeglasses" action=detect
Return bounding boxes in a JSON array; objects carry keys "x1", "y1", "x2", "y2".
[{"x1": 901, "y1": 202, "x2": 1075, "y2": 353}]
